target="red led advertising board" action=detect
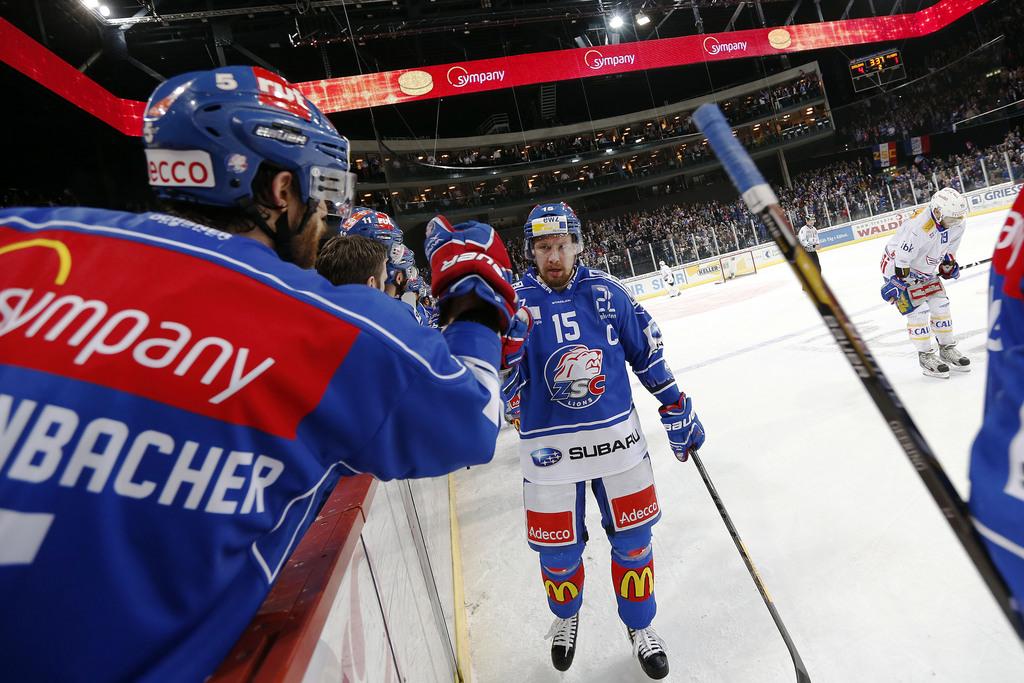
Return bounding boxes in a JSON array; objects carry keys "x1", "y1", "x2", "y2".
[{"x1": 0, "y1": 0, "x2": 992, "y2": 136}]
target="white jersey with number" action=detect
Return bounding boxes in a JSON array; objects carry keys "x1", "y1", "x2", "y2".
[
  {"x1": 797, "y1": 224, "x2": 819, "y2": 251},
  {"x1": 881, "y1": 207, "x2": 966, "y2": 279},
  {"x1": 660, "y1": 264, "x2": 674, "y2": 282}
]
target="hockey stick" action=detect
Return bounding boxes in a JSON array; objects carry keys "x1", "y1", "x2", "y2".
[
  {"x1": 960, "y1": 256, "x2": 993, "y2": 271},
  {"x1": 693, "y1": 103, "x2": 1024, "y2": 644},
  {"x1": 691, "y1": 450, "x2": 811, "y2": 683}
]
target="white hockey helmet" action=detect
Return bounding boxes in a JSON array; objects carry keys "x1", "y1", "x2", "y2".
[{"x1": 929, "y1": 187, "x2": 968, "y2": 231}]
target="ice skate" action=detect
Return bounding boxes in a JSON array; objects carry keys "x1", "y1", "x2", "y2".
[
  {"x1": 627, "y1": 626, "x2": 669, "y2": 679},
  {"x1": 919, "y1": 351, "x2": 950, "y2": 379},
  {"x1": 545, "y1": 614, "x2": 578, "y2": 671},
  {"x1": 938, "y1": 344, "x2": 971, "y2": 372}
]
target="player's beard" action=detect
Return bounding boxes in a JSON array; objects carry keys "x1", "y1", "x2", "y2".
[
  {"x1": 292, "y1": 211, "x2": 327, "y2": 269},
  {"x1": 539, "y1": 259, "x2": 575, "y2": 290}
]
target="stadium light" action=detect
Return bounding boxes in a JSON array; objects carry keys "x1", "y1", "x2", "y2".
[
  {"x1": 99, "y1": 5, "x2": 111, "y2": 17},
  {"x1": 636, "y1": 13, "x2": 651, "y2": 26},
  {"x1": 609, "y1": 15, "x2": 624, "y2": 29},
  {"x1": 82, "y1": 0, "x2": 99, "y2": 8}
]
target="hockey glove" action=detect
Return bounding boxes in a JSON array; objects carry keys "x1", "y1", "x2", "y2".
[
  {"x1": 504, "y1": 391, "x2": 521, "y2": 433},
  {"x1": 938, "y1": 254, "x2": 960, "y2": 280},
  {"x1": 502, "y1": 306, "x2": 533, "y2": 369},
  {"x1": 659, "y1": 394, "x2": 705, "y2": 462},
  {"x1": 880, "y1": 275, "x2": 913, "y2": 312},
  {"x1": 425, "y1": 216, "x2": 517, "y2": 332}
]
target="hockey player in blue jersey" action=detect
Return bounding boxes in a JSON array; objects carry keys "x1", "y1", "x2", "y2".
[
  {"x1": 970, "y1": 189, "x2": 1024, "y2": 620},
  {"x1": 502, "y1": 202, "x2": 705, "y2": 679},
  {"x1": 0, "y1": 66, "x2": 518, "y2": 682},
  {"x1": 340, "y1": 206, "x2": 409, "y2": 297}
]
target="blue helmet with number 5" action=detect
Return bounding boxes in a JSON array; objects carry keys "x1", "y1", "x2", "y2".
[
  {"x1": 142, "y1": 66, "x2": 355, "y2": 218},
  {"x1": 522, "y1": 201, "x2": 583, "y2": 258}
]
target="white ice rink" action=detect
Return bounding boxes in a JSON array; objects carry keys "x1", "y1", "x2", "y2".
[{"x1": 457, "y1": 207, "x2": 1024, "y2": 682}]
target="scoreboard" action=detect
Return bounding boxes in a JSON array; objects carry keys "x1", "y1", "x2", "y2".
[{"x1": 849, "y1": 49, "x2": 906, "y2": 92}]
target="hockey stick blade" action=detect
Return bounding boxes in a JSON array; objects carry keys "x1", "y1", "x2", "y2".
[
  {"x1": 690, "y1": 449, "x2": 811, "y2": 683},
  {"x1": 693, "y1": 103, "x2": 1024, "y2": 645}
]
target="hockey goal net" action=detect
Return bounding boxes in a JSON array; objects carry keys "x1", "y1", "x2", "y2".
[{"x1": 717, "y1": 249, "x2": 758, "y2": 282}]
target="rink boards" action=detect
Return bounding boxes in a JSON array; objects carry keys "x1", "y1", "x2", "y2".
[{"x1": 623, "y1": 180, "x2": 1022, "y2": 300}]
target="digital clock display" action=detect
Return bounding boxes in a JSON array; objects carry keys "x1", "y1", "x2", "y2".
[
  {"x1": 850, "y1": 51, "x2": 901, "y2": 76},
  {"x1": 849, "y1": 50, "x2": 906, "y2": 92}
]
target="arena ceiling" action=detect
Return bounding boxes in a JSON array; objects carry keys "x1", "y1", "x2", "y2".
[
  {"x1": 0, "y1": 0, "x2": 981, "y2": 139},
  {"x1": 7, "y1": 1, "x2": 933, "y2": 91}
]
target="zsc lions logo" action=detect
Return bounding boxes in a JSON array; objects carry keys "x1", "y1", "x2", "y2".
[{"x1": 545, "y1": 344, "x2": 606, "y2": 409}]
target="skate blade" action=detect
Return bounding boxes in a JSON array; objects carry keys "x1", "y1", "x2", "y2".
[
  {"x1": 948, "y1": 363, "x2": 971, "y2": 373},
  {"x1": 921, "y1": 369, "x2": 951, "y2": 379}
]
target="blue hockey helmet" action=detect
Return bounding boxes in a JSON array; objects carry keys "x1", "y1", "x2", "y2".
[
  {"x1": 342, "y1": 207, "x2": 405, "y2": 264},
  {"x1": 142, "y1": 66, "x2": 355, "y2": 218},
  {"x1": 522, "y1": 201, "x2": 583, "y2": 259},
  {"x1": 396, "y1": 245, "x2": 419, "y2": 283}
]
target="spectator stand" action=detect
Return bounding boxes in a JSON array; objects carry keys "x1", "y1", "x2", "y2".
[{"x1": 346, "y1": 62, "x2": 832, "y2": 225}]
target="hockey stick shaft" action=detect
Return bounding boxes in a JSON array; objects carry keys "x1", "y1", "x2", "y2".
[
  {"x1": 691, "y1": 450, "x2": 811, "y2": 683},
  {"x1": 693, "y1": 103, "x2": 1024, "y2": 643},
  {"x1": 960, "y1": 256, "x2": 993, "y2": 271}
]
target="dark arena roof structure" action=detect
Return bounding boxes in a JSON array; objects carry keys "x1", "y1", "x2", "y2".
[{"x1": 0, "y1": 0, "x2": 1017, "y2": 241}]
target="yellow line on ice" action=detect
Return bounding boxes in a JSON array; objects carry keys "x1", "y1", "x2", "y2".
[{"x1": 449, "y1": 473, "x2": 473, "y2": 683}]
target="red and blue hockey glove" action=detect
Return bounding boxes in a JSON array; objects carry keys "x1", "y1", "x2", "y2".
[
  {"x1": 502, "y1": 307, "x2": 533, "y2": 369},
  {"x1": 938, "y1": 254, "x2": 960, "y2": 280},
  {"x1": 659, "y1": 394, "x2": 705, "y2": 462},
  {"x1": 425, "y1": 216, "x2": 517, "y2": 332}
]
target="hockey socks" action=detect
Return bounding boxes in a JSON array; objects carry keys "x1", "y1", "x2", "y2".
[
  {"x1": 611, "y1": 545, "x2": 656, "y2": 629},
  {"x1": 540, "y1": 561, "x2": 584, "y2": 618}
]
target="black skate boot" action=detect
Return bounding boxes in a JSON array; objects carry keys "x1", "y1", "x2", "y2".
[
  {"x1": 546, "y1": 614, "x2": 579, "y2": 671},
  {"x1": 627, "y1": 626, "x2": 669, "y2": 679}
]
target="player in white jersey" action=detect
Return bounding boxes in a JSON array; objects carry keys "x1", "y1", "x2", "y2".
[
  {"x1": 659, "y1": 260, "x2": 680, "y2": 297},
  {"x1": 797, "y1": 213, "x2": 821, "y2": 271},
  {"x1": 880, "y1": 187, "x2": 970, "y2": 378}
]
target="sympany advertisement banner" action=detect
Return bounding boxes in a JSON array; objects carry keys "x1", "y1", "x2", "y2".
[
  {"x1": 300, "y1": 0, "x2": 989, "y2": 113},
  {"x1": 0, "y1": 0, "x2": 993, "y2": 134}
]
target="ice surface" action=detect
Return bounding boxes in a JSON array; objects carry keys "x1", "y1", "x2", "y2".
[{"x1": 457, "y1": 209, "x2": 1024, "y2": 682}]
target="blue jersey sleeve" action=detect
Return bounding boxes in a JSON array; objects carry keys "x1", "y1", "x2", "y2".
[
  {"x1": 319, "y1": 313, "x2": 501, "y2": 481},
  {"x1": 969, "y1": 269, "x2": 1024, "y2": 607},
  {"x1": 607, "y1": 278, "x2": 682, "y2": 406},
  {"x1": 502, "y1": 363, "x2": 523, "y2": 403}
]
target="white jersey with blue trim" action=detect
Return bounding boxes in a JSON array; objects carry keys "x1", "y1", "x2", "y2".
[
  {"x1": 504, "y1": 265, "x2": 680, "y2": 484},
  {"x1": 882, "y1": 206, "x2": 965, "y2": 278},
  {"x1": 0, "y1": 206, "x2": 501, "y2": 683}
]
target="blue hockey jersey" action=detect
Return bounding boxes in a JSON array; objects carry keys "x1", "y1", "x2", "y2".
[
  {"x1": 0, "y1": 206, "x2": 501, "y2": 682},
  {"x1": 969, "y1": 192, "x2": 1024, "y2": 609},
  {"x1": 503, "y1": 266, "x2": 680, "y2": 484}
]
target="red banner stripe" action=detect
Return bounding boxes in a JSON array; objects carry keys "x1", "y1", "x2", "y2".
[{"x1": 0, "y1": 0, "x2": 992, "y2": 134}]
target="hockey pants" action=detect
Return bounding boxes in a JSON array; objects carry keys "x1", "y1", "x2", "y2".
[
  {"x1": 808, "y1": 251, "x2": 821, "y2": 272},
  {"x1": 524, "y1": 456, "x2": 660, "y2": 629},
  {"x1": 906, "y1": 292, "x2": 955, "y2": 353}
]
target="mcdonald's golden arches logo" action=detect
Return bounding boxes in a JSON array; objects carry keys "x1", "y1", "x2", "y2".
[
  {"x1": 544, "y1": 579, "x2": 580, "y2": 604},
  {"x1": 614, "y1": 559, "x2": 654, "y2": 602}
]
